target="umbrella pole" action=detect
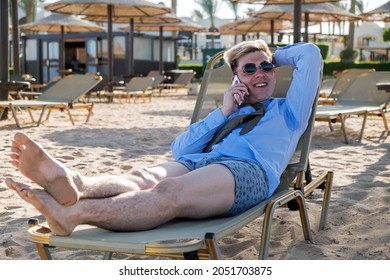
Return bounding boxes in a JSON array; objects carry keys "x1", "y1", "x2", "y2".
[
  {"x1": 129, "y1": 18, "x2": 134, "y2": 78},
  {"x1": 304, "y1": 12, "x2": 309, "y2": 42},
  {"x1": 60, "y1": 26, "x2": 65, "y2": 77},
  {"x1": 0, "y1": 0, "x2": 9, "y2": 103},
  {"x1": 194, "y1": 34, "x2": 198, "y2": 60},
  {"x1": 108, "y1": 4, "x2": 113, "y2": 91},
  {"x1": 11, "y1": 0, "x2": 20, "y2": 76},
  {"x1": 159, "y1": 26, "x2": 163, "y2": 75},
  {"x1": 293, "y1": 0, "x2": 302, "y2": 43}
]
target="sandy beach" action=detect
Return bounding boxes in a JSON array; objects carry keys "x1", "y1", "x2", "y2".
[{"x1": 1, "y1": 93, "x2": 389, "y2": 260}]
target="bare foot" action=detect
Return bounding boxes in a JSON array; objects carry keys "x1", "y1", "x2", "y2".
[
  {"x1": 10, "y1": 132, "x2": 80, "y2": 206},
  {"x1": 5, "y1": 178, "x2": 76, "y2": 236}
]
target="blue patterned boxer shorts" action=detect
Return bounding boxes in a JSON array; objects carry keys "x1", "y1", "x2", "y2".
[{"x1": 176, "y1": 156, "x2": 269, "y2": 217}]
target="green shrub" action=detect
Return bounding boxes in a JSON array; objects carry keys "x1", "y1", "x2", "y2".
[
  {"x1": 339, "y1": 47, "x2": 359, "y2": 62},
  {"x1": 383, "y1": 26, "x2": 390, "y2": 42},
  {"x1": 178, "y1": 64, "x2": 203, "y2": 79},
  {"x1": 315, "y1": 43, "x2": 329, "y2": 60},
  {"x1": 323, "y1": 61, "x2": 390, "y2": 77}
]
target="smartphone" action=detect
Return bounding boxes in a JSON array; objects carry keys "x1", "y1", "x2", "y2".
[
  {"x1": 232, "y1": 74, "x2": 241, "y2": 85},
  {"x1": 232, "y1": 74, "x2": 243, "y2": 106}
]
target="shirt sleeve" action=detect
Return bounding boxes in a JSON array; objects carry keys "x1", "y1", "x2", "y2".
[
  {"x1": 274, "y1": 42, "x2": 323, "y2": 129},
  {"x1": 171, "y1": 108, "x2": 227, "y2": 159}
]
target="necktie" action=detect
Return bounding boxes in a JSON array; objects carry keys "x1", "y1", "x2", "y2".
[{"x1": 203, "y1": 102, "x2": 266, "y2": 153}]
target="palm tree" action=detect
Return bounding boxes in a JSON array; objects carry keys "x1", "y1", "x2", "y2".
[
  {"x1": 346, "y1": 0, "x2": 364, "y2": 50},
  {"x1": 171, "y1": 0, "x2": 177, "y2": 14},
  {"x1": 332, "y1": 0, "x2": 363, "y2": 49},
  {"x1": 195, "y1": 0, "x2": 221, "y2": 48},
  {"x1": 18, "y1": 0, "x2": 41, "y2": 23},
  {"x1": 224, "y1": 0, "x2": 239, "y2": 20}
]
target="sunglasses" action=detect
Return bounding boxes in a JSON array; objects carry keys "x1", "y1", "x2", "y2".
[{"x1": 239, "y1": 61, "x2": 275, "y2": 75}]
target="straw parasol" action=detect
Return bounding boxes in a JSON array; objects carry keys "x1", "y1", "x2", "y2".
[
  {"x1": 230, "y1": 0, "x2": 341, "y2": 43},
  {"x1": 250, "y1": 3, "x2": 361, "y2": 21},
  {"x1": 44, "y1": 0, "x2": 171, "y2": 89},
  {"x1": 249, "y1": 3, "x2": 361, "y2": 42},
  {"x1": 360, "y1": 1, "x2": 390, "y2": 22},
  {"x1": 119, "y1": 19, "x2": 206, "y2": 73},
  {"x1": 219, "y1": 17, "x2": 293, "y2": 45},
  {"x1": 21, "y1": 13, "x2": 105, "y2": 75},
  {"x1": 229, "y1": 0, "x2": 339, "y2": 3},
  {"x1": 131, "y1": 20, "x2": 206, "y2": 33},
  {"x1": 21, "y1": 13, "x2": 105, "y2": 33},
  {"x1": 83, "y1": 13, "x2": 182, "y2": 24}
]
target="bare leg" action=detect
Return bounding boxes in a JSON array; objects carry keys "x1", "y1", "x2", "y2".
[
  {"x1": 9, "y1": 132, "x2": 190, "y2": 205},
  {"x1": 5, "y1": 164, "x2": 236, "y2": 235}
]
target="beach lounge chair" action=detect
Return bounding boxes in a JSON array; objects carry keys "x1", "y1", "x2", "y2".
[
  {"x1": 0, "y1": 80, "x2": 31, "y2": 101},
  {"x1": 318, "y1": 68, "x2": 376, "y2": 105},
  {"x1": 147, "y1": 74, "x2": 165, "y2": 95},
  {"x1": 0, "y1": 74, "x2": 102, "y2": 129},
  {"x1": 100, "y1": 77, "x2": 155, "y2": 103},
  {"x1": 155, "y1": 71, "x2": 195, "y2": 95},
  {"x1": 145, "y1": 70, "x2": 166, "y2": 92},
  {"x1": 9, "y1": 76, "x2": 65, "y2": 100},
  {"x1": 319, "y1": 78, "x2": 336, "y2": 98},
  {"x1": 27, "y1": 51, "x2": 333, "y2": 260},
  {"x1": 147, "y1": 70, "x2": 163, "y2": 78},
  {"x1": 315, "y1": 71, "x2": 390, "y2": 144}
]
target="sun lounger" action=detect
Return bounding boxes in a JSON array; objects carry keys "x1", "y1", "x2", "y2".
[
  {"x1": 27, "y1": 51, "x2": 333, "y2": 260},
  {"x1": 318, "y1": 68, "x2": 375, "y2": 105},
  {"x1": 155, "y1": 71, "x2": 195, "y2": 95},
  {"x1": 315, "y1": 71, "x2": 390, "y2": 143},
  {"x1": 100, "y1": 77, "x2": 155, "y2": 103},
  {"x1": 0, "y1": 74, "x2": 102, "y2": 128}
]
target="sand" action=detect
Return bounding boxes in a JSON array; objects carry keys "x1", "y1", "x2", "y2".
[{"x1": 0, "y1": 93, "x2": 389, "y2": 260}]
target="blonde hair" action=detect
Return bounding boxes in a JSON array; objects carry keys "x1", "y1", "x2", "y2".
[{"x1": 224, "y1": 39, "x2": 273, "y2": 72}]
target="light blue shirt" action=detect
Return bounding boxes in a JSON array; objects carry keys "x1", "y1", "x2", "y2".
[{"x1": 171, "y1": 42, "x2": 323, "y2": 198}]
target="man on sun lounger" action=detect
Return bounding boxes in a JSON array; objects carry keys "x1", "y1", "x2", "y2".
[{"x1": 4, "y1": 40, "x2": 322, "y2": 235}]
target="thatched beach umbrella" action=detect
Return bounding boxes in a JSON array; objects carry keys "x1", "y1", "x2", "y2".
[
  {"x1": 219, "y1": 17, "x2": 293, "y2": 45},
  {"x1": 230, "y1": 0, "x2": 339, "y2": 3},
  {"x1": 44, "y1": 0, "x2": 171, "y2": 89},
  {"x1": 230, "y1": 0, "x2": 341, "y2": 43},
  {"x1": 131, "y1": 20, "x2": 206, "y2": 33},
  {"x1": 250, "y1": 2, "x2": 360, "y2": 21},
  {"x1": 21, "y1": 13, "x2": 105, "y2": 74},
  {"x1": 360, "y1": 1, "x2": 390, "y2": 22},
  {"x1": 84, "y1": 12, "x2": 182, "y2": 24},
  {"x1": 249, "y1": 3, "x2": 361, "y2": 42}
]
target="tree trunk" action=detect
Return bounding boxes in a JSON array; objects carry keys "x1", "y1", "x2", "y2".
[
  {"x1": 346, "y1": 0, "x2": 356, "y2": 49},
  {"x1": 26, "y1": 0, "x2": 34, "y2": 23}
]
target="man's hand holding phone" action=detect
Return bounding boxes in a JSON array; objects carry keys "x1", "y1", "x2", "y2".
[
  {"x1": 221, "y1": 75, "x2": 248, "y2": 117},
  {"x1": 232, "y1": 75, "x2": 247, "y2": 106}
]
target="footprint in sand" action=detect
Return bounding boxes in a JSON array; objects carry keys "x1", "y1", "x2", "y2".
[
  {"x1": 120, "y1": 164, "x2": 133, "y2": 171},
  {"x1": 4, "y1": 205, "x2": 22, "y2": 210},
  {"x1": 56, "y1": 155, "x2": 75, "y2": 161},
  {"x1": 98, "y1": 167, "x2": 115, "y2": 172},
  {"x1": 72, "y1": 151, "x2": 85, "y2": 157},
  {"x1": 73, "y1": 163, "x2": 88, "y2": 168}
]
